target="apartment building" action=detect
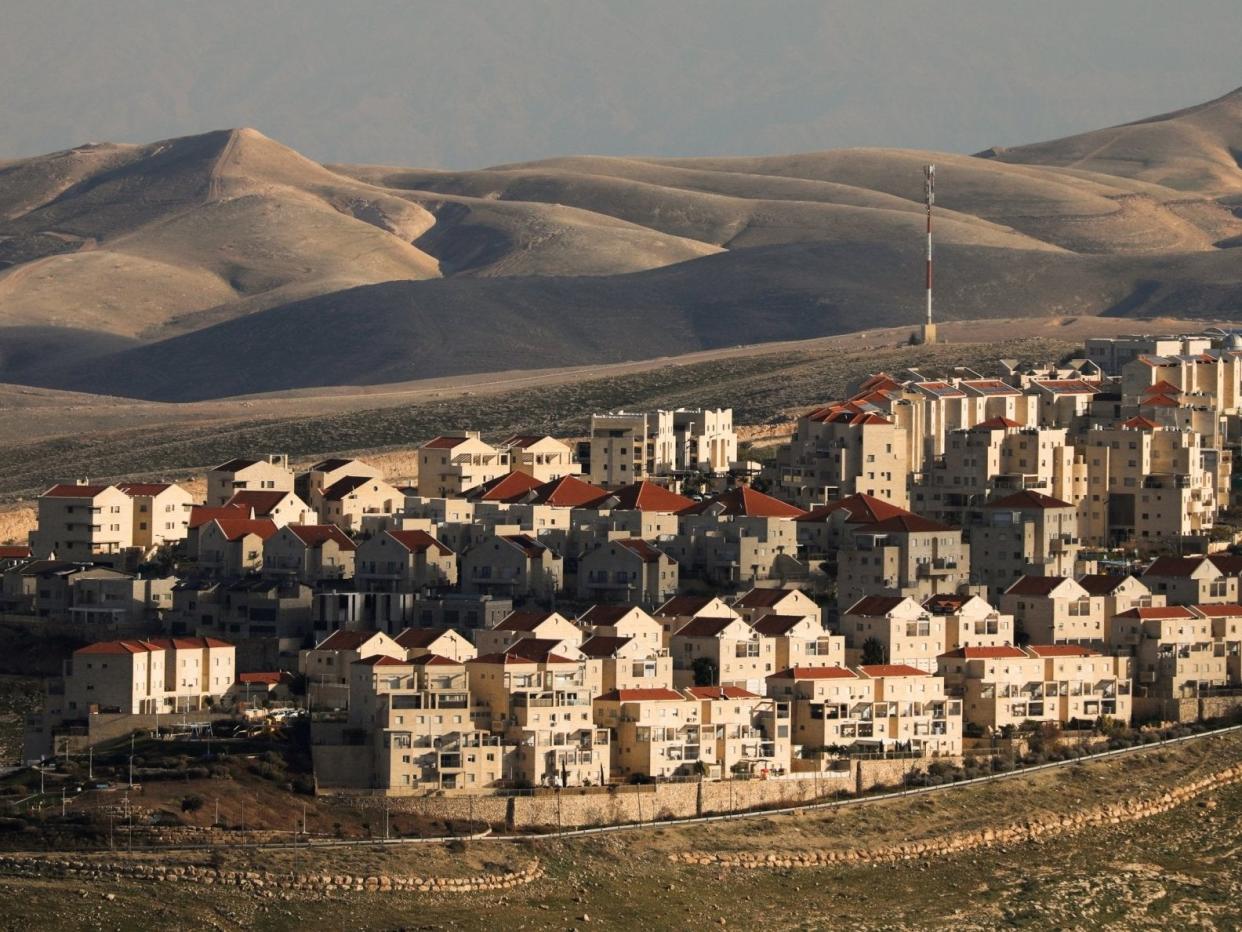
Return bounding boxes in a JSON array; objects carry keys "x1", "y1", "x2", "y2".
[
  {"x1": 835, "y1": 513, "x2": 971, "y2": 611},
  {"x1": 587, "y1": 411, "x2": 676, "y2": 488},
  {"x1": 1000, "y1": 575, "x2": 1104, "y2": 646},
  {"x1": 593, "y1": 687, "x2": 703, "y2": 779},
  {"x1": 223, "y1": 489, "x2": 315, "y2": 528},
  {"x1": 30, "y1": 483, "x2": 134, "y2": 562},
  {"x1": 776, "y1": 404, "x2": 910, "y2": 508},
  {"x1": 732, "y1": 586, "x2": 820, "y2": 625},
  {"x1": 117, "y1": 482, "x2": 193, "y2": 548},
  {"x1": 670, "y1": 408, "x2": 737, "y2": 474},
  {"x1": 1142, "y1": 556, "x2": 1238, "y2": 605},
  {"x1": 59, "y1": 636, "x2": 234, "y2": 717},
  {"x1": 687, "y1": 686, "x2": 792, "y2": 777},
  {"x1": 576, "y1": 538, "x2": 679, "y2": 605},
  {"x1": 1108, "y1": 606, "x2": 1231, "y2": 698},
  {"x1": 652, "y1": 594, "x2": 741, "y2": 645},
  {"x1": 262, "y1": 524, "x2": 356, "y2": 584},
  {"x1": 937, "y1": 644, "x2": 1131, "y2": 731},
  {"x1": 393, "y1": 627, "x2": 477, "y2": 663},
  {"x1": 300, "y1": 457, "x2": 383, "y2": 503},
  {"x1": 499, "y1": 435, "x2": 581, "y2": 482},
  {"x1": 206, "y1": 455, "x2": 293, "y2": 507},
  {"x1": 839, "y1": 595, "x2": 945, "y2": 672},
  {"x1": 317, "y1": 476, "x2": 404, "y2": 531},
  {"x1": 301, "y1": 629, "x2": 406, "y2": 708},
  {"x1": 750, "y1": 613, "x2": 844, "y2": 671},
  {"x1": 923, "y1": 593, "x2": 1015, "y2": 651},
  {"x1": 354, "y1": 529, "x2": 457, "y2": 593},
  {"x1": 577, "y1": 604, "x2": 664, "y2": 652},
  {"x1": 969, "y1": 490, "x2": 1082, "y2": 597},
  {"x1": 417, "y1": 434, "x2": 510, "y2": 499},
  {"x1": 473, "y1": 611, "x2": 582, "y2": 656},
  {"x1": 579, "y1": 635, "x2": 673, "y2": 693},
  {"x1": 196, "y1": 518, "x2": 279, "y2": 578},
  {"x1": 460, "y1": 533, "x2": 562, "y2": 600},
  {"x1": 669, "y1": 615, "x2": 773, "y2": 692}
]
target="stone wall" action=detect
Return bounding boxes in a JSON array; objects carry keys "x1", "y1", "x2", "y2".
[
  {"x1": 0, "y1": 854, "x2": 542, "y2": 897},
  {"x1": 1133, "y1": 695, "x2": 1242, "y2": 724},
  {"x1": 669, "y1": 762, "x2": 1242, "y2": 870}
]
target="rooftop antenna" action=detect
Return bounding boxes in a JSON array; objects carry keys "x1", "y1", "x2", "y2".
[{"x1": 921, "y1": 164, "x2": 938, "y2": 345}]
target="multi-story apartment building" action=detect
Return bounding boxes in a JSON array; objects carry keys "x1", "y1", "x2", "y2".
[
  {"x1": 354, "y1": 529, "x2": 457, "y2": 593},
  {"x1": 670, "y1": 408, "x2": 737, "y2": 474},
  {"x1": 686, "y1": 686, "x2": 792, "y2": 777},
  {"x1": 473, "y1": 611, "x2": 582, "y2": 656},
  {"x1": 196, "y1": 517, "x2": 279, "y2": 578},
  {"x1": 417, "y1": 433, "x2": 510, "y2": 499},
  {"x1": 775, "y1": 404, "x2": 910, "y2": 508},
  {"x1": 669, "y1": 615, "x2": 773, "y2": 692},
  {"x1": 923, "y1": 593, "x2": 1015, "y2": 652},
  {"x1": 576, "y1": 538, "x2": 679, "y2": 605},
  {"x1": 587, "y1": 411, "x2": 676, "y2": 488},
  {"x1": 317, "y1": 476, "x2": 404, "y2": 531},
  {"x1": 732, "y1": 587, "x2": 820, "y2": 625},
  {"x1": 1000, "y1": 575, "x2": 1104, "y2": 646},
  {"x1": 968, "y1": 490, "x2": 1082, "y2": 597},
  {"x1": 1142, "y1": 556, "x2": 1238, "y2": 605},
  {"x1": 579, "y1": 635, "x2": 673, "y2": 693},
  {"x1": 835, "y1": 513, "x2": 971, "y2": 611},
  {"x1": 461, "y1": 533, "x2": 562, "y2": 600},
  {"x1": 59, "y1": 636, "x2": 234, "y2": 717},
  {"x1": 117, "y1": 482, "x2": 194, "y2": 549},
  {"x1": 262, "y1": 524, "x2": 356, "y2": 584},
  {"x1": 206, "y1": 455, "x2": 293, "y2": 507},
  {"x1": 577, "y1": 604, "x2": 664, "y2": 652},
  {"x1": 937, "y1": 644, "x2": 1131, "y2": 731},
  {"x1": 499, "y1": 435, "x2": 581, "y2": 482},
  {"x1": 1108, "y1": 605, "x2": 1231, "y2": 699},
  {"x1": 750, "y1": 613, "x2": 844, "y2": 671},
  {"x1": 839, "y1": 595, "x2": 945, "y2": 672},
  {"x1": 30, "y1": 483, "x2": 134, "y2": 562},
  {"x1": 593, "y1": 688, "x2": 702, "y2": 779},
  {"x1": 223, "y1": 490, "x2": 315, "y2": 528}
]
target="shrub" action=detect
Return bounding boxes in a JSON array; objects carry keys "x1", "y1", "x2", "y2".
[{"x1": 181, "y1": 794, "x2": 205, "y2": 813}]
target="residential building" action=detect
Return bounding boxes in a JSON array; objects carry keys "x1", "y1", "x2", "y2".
[
  {"x1": 1000, "y1": 575, "x2": 1104, "y2": 646},
  {"x1": 576, "y1": 538, "x2": 678, "y2": 605},
  {"x1": 417, "y1": 434, "x2": 510, "y2": 498},
  {"x1": 262, "y1": 524, "x2": 356, "y2": 584},
  {"x1": 587, "y1": 411, "x2": 675, "y2": 488},
  {"x1": 839, "y1": 595, "x2": 945, "y2": 672},
  {"x1": 206, "y1": 455, "x2": 293, "y2": 507},
  {"x1": 461, "y1": 533, "x2": 562, "y2": 600},
  {"x1": 117, "y1": 482, "x2": 194, "y2": 548},
  {"x1": 499, "y1": 435, "x2": 581, "y2": 482},
  {"x1": 30, "y1": 483, "x2": 134, "y2": 562},
  {"x1": 669, "y1": 615, "x2": 773, "y2": 692}
]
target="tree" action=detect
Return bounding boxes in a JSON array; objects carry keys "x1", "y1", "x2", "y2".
[
  {"x1": 860, "y1": 637, "x2": 888, "y2": 666},
  {"x1": 180, "y1": 794, "x2": 205, "y2": 813},
  {"x1": 691, "y1": 657, "x2": 718, "y2": 687}
]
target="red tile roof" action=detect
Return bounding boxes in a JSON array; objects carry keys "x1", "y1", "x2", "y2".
[
  {"x1": 189, "y1": 504, "x2": 251, "y2": 529},
  {"x1": 117, "y1": 482, "x2": 175, "y2": 497},
  {"x1": 43, "y1": 483, "x2": 110, "y2": 498},
  {"x1": 225, "y1": 490, "x2": 294, "y2": 516},
  {"x1": 769, "y1": 665, "x2": 856, "y2": 680},
  {"x1": 146, "y1": 636, "x2": 233, "y2": 650},
  {"x1": 321, "y1": 475, "x2": 388, "y2": 501},
  {"x1": 422, "y1": 435, "x2": 471, "y2": 449},
  {"x1": 858, "y1": 664, "x2": 929, "y2": 677},
  {"x1": 0, "y1": 545, "x2": 31, "y2": 559},
  {"x1": 855, "y1": 514, "x2": 955, "y2": 533},
  {"x1": 796, "y1": 494, "x2": 912, "y2": 525},
  {"x1": 287, "y1": 524, "x2": 356, "y2": 551},
  {"x1": 678, "y1": 486, "x2": 806, "y2": 519},
  {"x1": 939, "y1": 646, "x2": 1027, "y2": 660},
  {"x1": 210, "y1": 517, "x2": 279, "y2": 542},
  {"x1": 1190, "y1": 603, "x2": 1242, "y2": 617},
  {"x1": 386, "y1": 529, "x2": 454, "y2": 556},
  {"x1": 465, "y1": 471, "x2": 543, "y2": 502},
  {"x1": 987, "y1": 489, "x2": 1074, "y2": 510},
  {"x1": 1143, "y1": 556, "x2": 1213, "y2": 578},
  {"x1": 1140, "y1": 394, "x2": 1179, "y2": 408},
  {"x1": 596, "y1": 688, "x2": 685, "y2": 702},
  {"x1": 494, "y1": 611, "x2": 559, "y2": 632},
  {"x1": 469, "y1": 639, "x2": 579, "y2": 665},
  {"x1": 527, "y1": 475, "x2": 609, "y2": 508},
  {"x1": 354, "y1": 655, "x2": 410, "y2": 667},
  {"x1": 579, "y1": 604, "x2": 645, "y2": 625},
  {"x1": 735, "y1": 588, "x2": 803, "y2": 609},
  {"x1": 592, "y1": 480, "x2": 694, "y2": 513},
  {"x1": 843, "y1": 595, "x2": 911, "y2": 617},
  {"x1": 1114, "y1": 606, "x2": 1196, "y2": 620},
  {"x1": 315, "y1": 629, "x2": 384, "y2": 650},
  {"x1": 500, "y1": 533, "x2": 553, "y2": 558},
  {"x1": 613, "y1": 538, "x2": 666, "y2": 563},
  {"x1": 75, "y1": 639, "x2": 160, "y2": 655},
  {"x1": 410, "y1": 653, "x2": 462, "y2": 667},
  {"x1": 578, "y1": 635, "x2": 636, "y2": 658},
  {"x1": 237, "y1": 671, "x2": 288, "y2": 685},
  {"x1": 655, "y1": 595, "x2": 723, "y2": 617},
  {"x1": 1075, "y1": 574, "x2": 1138, "y2": 596},
  {"x1": 675, "y1": 616, "x2": 743, "y2": 638},
  {"x1": 1121, "y1": 416, "x2": 1160, "y2": 430},
  {"x1": 972, "y1": 416, "x2": 1021, "y2": 431},
  {"x1": 684, "y1": 686, "x2": 761, "y2": 700},
  {"x1": 751, "y1": 614, "x2": 814, "y2": 636},
  {"x1": 1026, "y1": 644, "x2": 1098, "y2": 658},
  {"x1": 1004, "y1": 575, "x2": 1071, "y2": 597},
  {"x1": 394, "y1": 628, "x2": 458, "y2": 649}
]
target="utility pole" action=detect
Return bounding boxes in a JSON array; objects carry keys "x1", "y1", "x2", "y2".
[
  {"x1": 921, "y1": 164, "x2": 938, "y2": 345},
  {"x1": 88, "y1": 746, "x2": 93, "y2": 782},
  {"x1": 61, "y1": 786, "x2": 66, "y2": 817}
]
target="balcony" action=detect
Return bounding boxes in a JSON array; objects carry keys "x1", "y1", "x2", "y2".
[{"x1": 917, "y1": 559, "x2": 958, "y2": 577}]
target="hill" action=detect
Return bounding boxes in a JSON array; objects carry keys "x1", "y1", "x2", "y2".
[{"x1": 0, "y1": 89, "x2": 1240, "y2": 400}]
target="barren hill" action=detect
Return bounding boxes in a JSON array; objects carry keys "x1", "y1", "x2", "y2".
[{"x1": 1, "y1": 88, "x2": 1241, "y2": 400}]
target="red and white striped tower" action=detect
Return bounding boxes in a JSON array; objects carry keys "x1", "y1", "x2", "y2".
[{"x1": 922, "y1": 163, "x2": 937, "y2": 344}]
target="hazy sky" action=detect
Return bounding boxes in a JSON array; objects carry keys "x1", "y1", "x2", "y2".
[{"x1": 2, "y1": 1, "x2": 1240, "y2": 168}]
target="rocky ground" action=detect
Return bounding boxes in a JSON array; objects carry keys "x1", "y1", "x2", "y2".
[{"x1": 3, "y1": 732, "x2": 1240, "y2": 930}]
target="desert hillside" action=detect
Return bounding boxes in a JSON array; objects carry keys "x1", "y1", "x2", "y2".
[{"x1": 0, "y1": 88, "x2": 1240, "y2": 400}]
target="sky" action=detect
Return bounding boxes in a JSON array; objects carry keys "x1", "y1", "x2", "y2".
[{"x1": 2, "y1": 1, "x2": 1240, "y2": 168}]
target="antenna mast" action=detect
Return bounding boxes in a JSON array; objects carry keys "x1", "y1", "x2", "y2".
[{"x1": 922, "y1": 164, "x2": 938, "y2": 344}]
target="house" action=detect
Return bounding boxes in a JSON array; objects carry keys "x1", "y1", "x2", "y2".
[
  {"x1": 301, "y1": 458, "x2": 382, "y2": 507},
  {"x1": 60, "y1": 636, "x2": 234, "y2": 717},
  {"x1": 317, "y1": 475, "x2": 404, "y2": 530},
  {"x1": 262, "y1": 524, "x2": 356, "y2": 584},
  {"x1": 499, "y1": 435, "x2": 581, "y2": 482},
  {"x1": 461, "y1": 533, "x2": 563, "y2": 600},
  {"x1": 577, "y1": 604, "x2": 664, "y2": 652},
  {"x1": 839, "y1": 595, "x2": 945, "y2": 672},
  {"x1": 579, "y1": 635, "x2": 673, "y2": 693},
  {"x1": 67, "y1": 568, "x2": 175, "y2": 632},
  {"x1": 855, "y1": 664, "x2": 962, "y2": 756},
  {"x1": 196, "y1": 517, "x2": 279, "y2": 577},
  {"x1": 587, "y1": 411, "x2": 676, "y2": 488},
  {"x1": 393, "y1": 627, "x2": 477, "y2": 663},
  {"x1": 185, "y1": 504, "x2": 251, "y2": 559},
  {"x1": 1107, "y1": 606, "x2": 1230, "y2": 699},
  {"x1": 669, "y1": 615, "x2": 773, "y2": 693},
  {"x1": 732, "y1": 587, "x2": 820, "y2": 625},
  {"x1": 30, "y1": 483, "x2": 134, "y2": 562},
  {"x1": 417, "y1": 433, "x2": 510, "y2": 498},
  {"x1": 473, "y1": 611, "x2": 582, "y2": 656},
  {"x1": 1076, "y1": 574, "x2": 1164, "y2": 621},
  {"x1": 576, "y1": 538, "x2": 678, "y2": 605},
  {"x1": 206, "y1": 455, "x2": 293, "y2": 506},
  {"x1": 652, "y1": 594, "x2": 741, "y2": 645},
  {"x1": 970, "y1": 490, "x2": 1082, "y2": 597},
  {"x1": 300, "y1": 629, "x2": 405, "y2": 708},
  {"x1": 923, "y1": 594, "x2": 1015, "y2": 652},
  {"x1": 117, "y1": 482, "x2": 194, "y2": 548},
  {"x1": 592, "y1": 688, "x2": 703, "y2": 779},
  {"x1": 1000, "y1": 575, "x2": 1104, "y2": 646},
  {"x1": 835, "y1": 513, "x2": 972, "y2": 612},
  {"x1": 751, "y1": 614, "x2": 843, "y2": 671},
  {"x1": 1142, "y1": 556, "x2": 1238, "y2": 605},
  {"x1": 354, "y1": 529, "x2": 457, "y2": 593},
  {"x1": 684, "y1": 686, "x2": 792, "y2": 777},
  {"x1": 223, "y1": 489, "x2": 315, "y2": 527},
  {"x1": 766, "y1": 666, "x2": 877, "y2": 755}
]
